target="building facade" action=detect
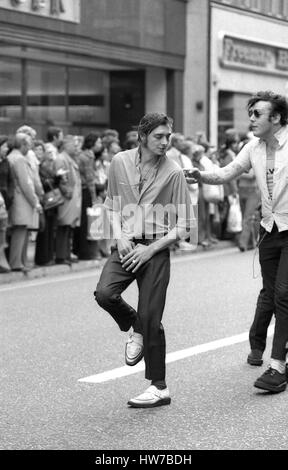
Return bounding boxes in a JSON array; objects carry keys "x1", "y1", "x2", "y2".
[
  {"x1": 0, "y1": 0, "x2": 186, "y2": 142},
  {"x1": 1, "y1": 0, "x2": 288, "y2": 146},
  {"x1": 185, "y1": 0, "x2": 288, "y2": 145}
]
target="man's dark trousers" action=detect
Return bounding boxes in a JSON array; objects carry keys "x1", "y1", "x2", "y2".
[
  {"x1": 249, "y1": 287, "x2": 274, "y2": 352},
  {"x1": 94, "y1": 243, "x2": 170, "y2": 381},
  {"x1": 257, "y1": 225, "x2": 288, "y2": 360}
]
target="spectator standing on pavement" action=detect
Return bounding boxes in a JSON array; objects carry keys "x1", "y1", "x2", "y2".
[
  {"x1": 0, "y1": 135, "x2": 13, "y2": 214},
  {"x1": 186, "y1": 91, "x2": 288, "y2": 394},
  {"x1": 33, "y1": 140, "x2": 46, "y2": 164},
  {"x1": 94, "y1": 112, "x2": 195, "y2": 408},
  {"x1": 237, "y1": 168, "x2": 261, "y2": 252},
  {"x1": 166, "y1": 133, "x2": 198, "y2": 251},
  {"x1": 73, "y1": 132, "x2": 100, "y2": 260},
  {"x1": 0, "y1": 135, "x2": 12, "y2": 273},
  {"x1": 123, "y1": 130, "x2": 138, "y2": 150},
  {"x1": 7, "y1": 133, "x2": 42, "y2": 272},
  {"x1": 93, "y1": 144, "x2": 110, "y2": 259},
  {"x1": 218, "y1": 129, "x2": 240, "y2": 242},
  {"x1": 34, "y1": 143, "x2": 60, "y2": 266},
  {"x1": 46, "y1": 126, "x2": 64, "y2": 154},
  {"x1": 55, "y1": 135, "x2": 81, "y2": 265},
  {"x1": 16, "y1": 126, "x2": 44, "y2": 204}
]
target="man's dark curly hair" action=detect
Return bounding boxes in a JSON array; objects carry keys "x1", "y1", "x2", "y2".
[{"x1": 247, "y1": 91, "x2": 288, "y2": 126}]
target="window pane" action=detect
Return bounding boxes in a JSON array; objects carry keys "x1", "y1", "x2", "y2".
[
  {"x1": 0, "y1": 58, "x2": 22, "y2": 127},
  {"x1": 68, "y1": 68, "x2": 109, "y2": 128},
  {"x1": 26, "y1": 62, "x2": 66, "y2": 124}
]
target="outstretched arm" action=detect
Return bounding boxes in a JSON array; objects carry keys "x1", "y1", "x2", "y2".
[{"x1": 185, "y1": 148, "x2": 252, "y2": 185}]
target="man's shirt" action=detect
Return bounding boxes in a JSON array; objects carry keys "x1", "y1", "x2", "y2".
[
  {"x1": 104, "y1": 148, "x2": 196, "y2": 240},
  {"x1": 211, "y1": 126, "x2": 288, "y2": 232}
]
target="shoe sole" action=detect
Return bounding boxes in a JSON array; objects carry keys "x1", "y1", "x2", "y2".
[
  {"x1": 254, "y1": 380, "x2": 287, "y2": 393},
  {"x1": 127, "y1": 397, "x2": 171, "y2": 408},
  {"x1": 247, "y1": 357, "x2": 263, "y2": 366},
  {"x1": 125, "y1": 348, "x2": 144, "y2": 367}
]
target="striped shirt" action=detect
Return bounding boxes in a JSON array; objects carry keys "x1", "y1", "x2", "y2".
[{"x1": 266, "y1": 138, "x2": 278, "y2": 200}]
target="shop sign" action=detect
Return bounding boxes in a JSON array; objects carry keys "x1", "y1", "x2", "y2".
[
  {"x1": 0, "y1": 0, "x2": 80, "y2": 23},
  {"x1": 221, "y1": 35, "x2": 288, "y2": 74}
]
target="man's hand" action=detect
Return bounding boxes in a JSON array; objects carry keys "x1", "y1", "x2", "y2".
[
  {"x1": 121, "y1": 244, "x2": 154, "y2": 273},
  {"x1": 183, "y1": 168, "x2": 201, "y2": 184},
  {"x1": 117, "y1": 237, "x2": 135, "y2": 260}
]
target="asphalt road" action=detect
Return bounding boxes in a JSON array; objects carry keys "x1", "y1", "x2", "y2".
[{"x1": 1, "y1": 247, "x2": 287, "y2": 451}]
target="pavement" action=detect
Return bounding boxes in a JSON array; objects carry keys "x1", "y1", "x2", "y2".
[{"x1": 0, "y1": 238, "x2": 236, "y2": 285}]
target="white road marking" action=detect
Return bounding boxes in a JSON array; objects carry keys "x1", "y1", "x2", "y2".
[
  {"x1": 0, "y1": 247, "x2": 238, "y2": 292},
  {"x1": 78, "y1": 324, "x2": 274, "y2": 384}
]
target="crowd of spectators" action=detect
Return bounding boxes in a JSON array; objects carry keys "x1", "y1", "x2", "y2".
[{"x1": 0, "y1": 123, "x2": 260, "y2": 274}]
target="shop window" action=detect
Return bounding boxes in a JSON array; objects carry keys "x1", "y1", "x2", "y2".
[
  {"x1": 0, "y1": 58, "x2": 22, "y2": 126},
  {"x1": 68, "y1": 68, "x2": 109, "y2": 128},
  {"x1": 26, "y1": 62, "x2": 66, "y2": 125}
]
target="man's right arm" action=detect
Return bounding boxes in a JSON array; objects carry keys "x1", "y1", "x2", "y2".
[
  {"x1": 187, "y1": 144, "x2": 252, "y2": 185},
  {"x1": 201, "y1": 161, "x2": 246, "y2": 184}
]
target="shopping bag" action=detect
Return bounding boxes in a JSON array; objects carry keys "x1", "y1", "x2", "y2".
[
  {"x1": 202, "y1": 183, "x2": 224, "y2": 203},
  {"x1": 226, "y1": 195, "x2": 242, "y2": 233},
  {"x1": 28, "y1": 209, "x2": 39, "y2": 231},
  {"x1": 87, "y1": 205, "x2": 106, "y2": 240}
]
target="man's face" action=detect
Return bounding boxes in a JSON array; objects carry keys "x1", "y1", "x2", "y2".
[
  {"x1": 248, "y1": 101, "x2": 274, "y2": 139},
  {"x1": 55, "y1": 131, "x2": 64, "y2": 148},
  {"x1": 144, "y1": 124, "x2": 172, "y2": 157},
  {"x1": 0, "y1": 141, "x2": 8, "y2": 158}
]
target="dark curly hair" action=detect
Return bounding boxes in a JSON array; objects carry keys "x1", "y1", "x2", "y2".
[{"x1": 247, "y1": 91, "x2": 288, "y2": 126}]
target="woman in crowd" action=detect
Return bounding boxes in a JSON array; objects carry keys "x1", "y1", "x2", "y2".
[
  {"x1": 0, "y1": 135, "x2": 12, "y2": 272},
  {"x1": 34, "y1": 143, "x2": 60, "y2": 266},
  {"x1": 73, "y1": 132, "x2": 102, "y2": 260},
  {"x1": 55, "y1": 136, "x2": 82, "y2": 265},
  {"x1": 218, "y1": 129, "x2": 240, "y2": 241}
]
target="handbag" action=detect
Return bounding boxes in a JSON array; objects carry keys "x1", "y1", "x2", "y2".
[{"x1": 42, "y1": 187, "x2": 65, "y2": 211}]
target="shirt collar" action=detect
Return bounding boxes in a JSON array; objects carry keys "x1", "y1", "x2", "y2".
[
  {"x1": 135, "y1": 146, "x2": 165, "y2": 170},
  {"x1": 274, "y1": 125, "x2": 288, "y2": 147}
]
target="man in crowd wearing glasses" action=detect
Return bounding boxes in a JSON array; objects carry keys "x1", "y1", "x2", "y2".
[
  {"x1": 94, "y1": 113, "x2": 195, "y2": 408},
  {"x1": 186, "y1": 90, "x2": 288, "y2": 394}
]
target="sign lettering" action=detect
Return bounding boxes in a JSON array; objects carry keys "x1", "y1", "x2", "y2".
[
  {"x1": 222, "y1": 35, "x2": 288, "y2": 75},
  {"x1": 0, "y1": 0, "x2": 80, "y2": 22}
]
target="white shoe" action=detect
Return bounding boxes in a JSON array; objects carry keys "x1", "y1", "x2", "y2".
[
  {"x1": 178, "y1": 241, "x2": 195, "y2": 251},
  {"x1": 128, "y1": 385, "x2": 171, "y2": 408},
  {"x1": 125, "y1": 331, "x2": 144, "y2": 366}
]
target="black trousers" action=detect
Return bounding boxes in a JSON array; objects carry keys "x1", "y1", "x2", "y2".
[
  {"x1": 73, "y1": 188, "x2": 98, "y2": 260},
  {"x1": 251, "y1": 224, "x2": 288, "y2": 360},
  {"x1": 249, "y1": 287, "x2": 274, "y2": 352},
  {"x1": 35, "y1": 209, "x2": 57, "y2": 265},
  {"x1": 94, "y1": 243, "x2": 170, "y2": 381},
  {"x1": 55, "y1": 225, "x2": 72, "y2": 261}
]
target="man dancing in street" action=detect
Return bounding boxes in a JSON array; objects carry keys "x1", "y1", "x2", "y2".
[{"x1": 94, "y1": 113, "x2": 195, "y2": 408}]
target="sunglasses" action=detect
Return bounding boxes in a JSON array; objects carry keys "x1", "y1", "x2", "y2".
[{"x1": 248, "y1": 109, "x2": 266, "y2": 119}]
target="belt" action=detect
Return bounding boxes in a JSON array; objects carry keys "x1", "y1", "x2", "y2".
[{"x1": 132, "y1": 238, "x2": 156, "y2": 246}]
